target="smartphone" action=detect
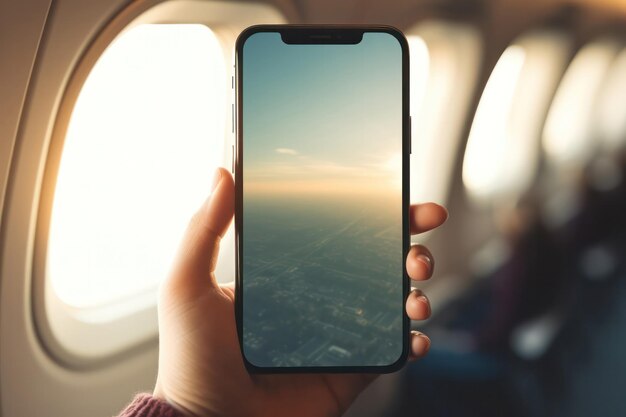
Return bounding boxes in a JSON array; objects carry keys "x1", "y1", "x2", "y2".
[{"x1": 234, "y1": 25, "x2": 410, "y2": 373}]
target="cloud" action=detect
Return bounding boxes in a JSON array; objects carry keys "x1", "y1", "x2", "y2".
[
  {"x1": 248, "y1": 160, "x2": 391, "y2": 181},
  {"x1": 275, "y1": 148, "x2": 299, "y2": 155}
]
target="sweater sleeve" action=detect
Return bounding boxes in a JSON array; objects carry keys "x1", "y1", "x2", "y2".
[{"x1": 117, "y1": 393, "x2": 186, "y2": 417}]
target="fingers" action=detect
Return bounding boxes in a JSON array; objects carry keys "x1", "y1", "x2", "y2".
[
  {"x1": 405, "y1": 204, "x2": 444, "y2": 362},
  {"x1": 409, "y1": 331, "x2": 431, "y2": 360},
  {"x1": 406, "y1": 288, "x2": 431, "y2": 321},
  {"x1": 406, "y1": 289, "x2": 431, "y2": 360},
  {"x1": 410, "y1": 203, "x2": 448, "y2": 235},
  {"x1": 406, "y1": 244, "x2": 434, "y2": 281},
  {"x1": 167, "y1": 168, "x2": 235, "y2": 294}
]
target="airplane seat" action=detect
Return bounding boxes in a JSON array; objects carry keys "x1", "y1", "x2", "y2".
[
  {"x1": 438, "y1": 199, "x2": 563, "y2": 344},
  {"x1": 506, "y1": 143, "x2": 626, "y2": 367},
  {"x1": 547, "y1": 134, "x2": 626, "y2": 288},
  {"x1": 402, "y1": 198, "x2": 558, "y2": 417},
  {"x1": 575, "y1": 158, "x2": 626, "y2": 280},
  {"x1": 503, "y1": 167, "x2": 592, "y2": 363},
  {"x1": 421, "y1": 158, "x2": 622, "y2": 414},
  {"x1": 554, "y1": 150, "x2": 626, "y2": 323},
  {"x1": 507, "y1": 126, "x2": 626, "y2": 366},
  {"x1": 584, "y1": 150, "x2": 626, "y2": 237},
  {"x1": 506, "y1": 157, "x2": 605, "y2": 363},
  {"x1": 571, "y1": 158, "x2": 624, "y2": 243}
]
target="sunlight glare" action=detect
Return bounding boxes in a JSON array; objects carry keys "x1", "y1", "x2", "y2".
[{"x1": 384, "y1": 153, "x2": 403, "y2": 189}]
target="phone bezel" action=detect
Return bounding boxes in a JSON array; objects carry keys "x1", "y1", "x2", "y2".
[{"x1": 234, "y1": 24, "x2": 411, "y2": 374}]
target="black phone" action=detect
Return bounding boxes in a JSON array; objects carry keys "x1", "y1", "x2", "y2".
[{"x1": 234, "y1": 25, "x2": 410, "y2": 373}]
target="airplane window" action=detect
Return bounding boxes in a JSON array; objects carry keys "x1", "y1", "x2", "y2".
[
  {"x1": 543, "y1": 40, "x2": 621, "y2": 167},
  {"x1": 463, "y1": 32, "x2": 571, "y2": 203},
  {"x1": 408, "y1": 23, "x2": 481, "y2": 206},
  {"x1": 47, "y1": 24, "x2": 227, "y2": 310},
  {"x1": 463, "y1": 46, "x2": 526, "y2": 200},
  {"x1": 596, "y1": 48, "x2": 626, "y2": 152}
]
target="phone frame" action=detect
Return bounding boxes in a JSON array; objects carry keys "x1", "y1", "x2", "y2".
[{"x1": 234, "y1": 24, "x2": 411, "y2": 374}]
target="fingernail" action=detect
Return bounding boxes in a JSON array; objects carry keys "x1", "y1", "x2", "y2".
[
  {"x1": 211, "y1": 169, "x2": 223, "y2": 192},
  {"x1": 440, "y1": 205, "x2": 450, "y2": 219},
  {"x1": 417, "y1": 254, "x2": 432, "y2": 271},
  {"x1": 417, "y1": 295, "x2": 431, "y2": 316},
  {"x1": 410, "y1": 331, "x2": 431, "y2": 359}
]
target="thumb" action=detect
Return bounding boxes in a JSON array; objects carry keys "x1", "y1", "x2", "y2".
[{"x1": 167, "y1": 167, "x2": 235, "y2": 294}]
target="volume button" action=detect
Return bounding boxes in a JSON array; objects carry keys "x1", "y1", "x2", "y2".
[
  {"x1": 409, "y1": 116, "x2": 412, "y2": 154},
  {"x1": 232, "y1": 103, "x2": 235, "y2": 134},
  {"x1": 231, "y1": 144, "x2": 235, "y2": 174}
]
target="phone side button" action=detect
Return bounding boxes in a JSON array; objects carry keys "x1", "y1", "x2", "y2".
[
  {"x1": 231, "y1": 144, "x2": 235, "y2": 174},
  {"x1": 409, "y1": 116, "x2": 412, "y2": 154}
]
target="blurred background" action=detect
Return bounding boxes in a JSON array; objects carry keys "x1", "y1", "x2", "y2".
[{"x1": 1, "y1": 0, "x2": 626, "y2": 416}]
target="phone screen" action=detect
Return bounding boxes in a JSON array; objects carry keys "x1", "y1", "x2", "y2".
[{"x1": 237, "y1": 27, "x2": 408, "y2": 371}]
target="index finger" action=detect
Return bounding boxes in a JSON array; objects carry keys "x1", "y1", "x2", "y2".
[{"x1": 410, "y1": 203, "x2": 448, "y2": 235}]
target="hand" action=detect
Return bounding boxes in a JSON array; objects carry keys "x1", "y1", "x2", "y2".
[{"x1": 154, "y1": 168, "x2": 448, "y2": 417}]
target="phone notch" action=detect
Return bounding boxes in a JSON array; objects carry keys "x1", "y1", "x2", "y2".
[{"x1": 280, "y1": 29, "x2": 363, "y2": 45}]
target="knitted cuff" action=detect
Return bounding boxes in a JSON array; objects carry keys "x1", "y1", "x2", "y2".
[{"x1": 117, "y1": 393, "x2": 186, "y2": 417}]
